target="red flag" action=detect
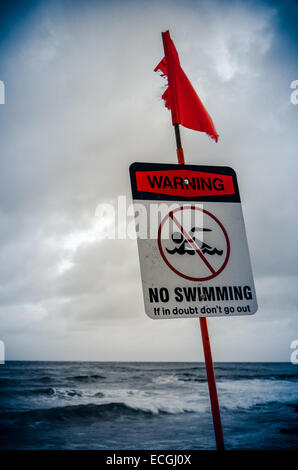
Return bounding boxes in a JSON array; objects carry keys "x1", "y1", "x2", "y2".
[{"x1": 154, "y1": 31, "x2": 218, "y2": 142}]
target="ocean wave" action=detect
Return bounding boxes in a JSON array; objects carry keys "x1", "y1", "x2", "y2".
[
  {"x1": 152, "y1": 373, "x2": 208, "y2": 384},
  {"x1": 176, "y1": 372, "x2": 298, "y2": 384},
  {"x1": 0, "y1": 396, "x2": 209, "y2": 425},
  {"x1": 1, "y1": 402, "x2": 162, "y2": 426},
  {"x1": 24, "y1": 387, "x2": 57, "y2": 397},
  {"x1": 2, "y1": 389, "x2": 297, "y2": 426},
  {"x1": 213, "y1": 374, "x2": 298, "y2": 384},
  {"x1": 268, "y1": 373, "x2": 298, "y2": 381},
  {"x1": 176, "y1": 372, "x2": 206, "y2": 383},
  {"x1": 151, "y1": 371, "x2": 298, "y2": 384},
  {"x1": 1, "y1": 387, "x2": 85, "y2": 398},
  {"x1": 68, "y1": 374, "x2": 106, "y2": 383}
]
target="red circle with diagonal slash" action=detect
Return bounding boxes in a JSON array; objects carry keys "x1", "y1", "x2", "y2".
[{"x1": 157, "y1": 206, "x2": 230, "y2": 282}]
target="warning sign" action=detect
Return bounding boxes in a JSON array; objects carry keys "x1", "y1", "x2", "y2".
[{"x1": 130, "y1": 162, "x2": 258, "y2": 319}]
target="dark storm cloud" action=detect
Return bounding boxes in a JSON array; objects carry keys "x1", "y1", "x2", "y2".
[{"x1": 0, "y1": 0, "x2": 297, "y2": 360}]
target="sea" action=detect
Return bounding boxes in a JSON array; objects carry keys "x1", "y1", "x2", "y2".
[{"x1": 0, "y1": 361, "x2": 297, "y2": 450}]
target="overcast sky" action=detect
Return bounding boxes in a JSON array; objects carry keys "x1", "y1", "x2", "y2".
[{"x1": 0, "y1": 0, "x2": 297, "y2": 361}]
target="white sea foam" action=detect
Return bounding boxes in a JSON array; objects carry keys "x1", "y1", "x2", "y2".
[
  {"x1": 32, "y1": 378, "x2": 298, "y2": 415},
  {"x1": 218, "y1": 379, "x2": 298, "y2": 410},
  {"x1": 152, "y1": 375, "x2": 181, "y2": 385}
]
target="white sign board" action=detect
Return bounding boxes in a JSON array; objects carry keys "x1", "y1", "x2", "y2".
[{"x1": 130, "y1": 162, "x2": 257, "y2": 319}]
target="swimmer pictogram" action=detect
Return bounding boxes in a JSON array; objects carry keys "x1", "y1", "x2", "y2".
[
  {"x1": 158, "y1": 206, "x2": 230, "y2": 282},
  {"x1": 166, "y1": 227, "x2": 223, "y2": 256}
]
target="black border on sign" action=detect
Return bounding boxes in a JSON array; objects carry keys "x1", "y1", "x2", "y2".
[{"x1": 129, "y1": 162, "x2": 240, "y2": 202}]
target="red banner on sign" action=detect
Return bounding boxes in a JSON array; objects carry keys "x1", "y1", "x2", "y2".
[{"x1": 135, "y1": 170, "x2": 235, "y2": 197}]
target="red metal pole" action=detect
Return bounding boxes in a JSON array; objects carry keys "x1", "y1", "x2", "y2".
[
  {"x1": 174, "y1": 123, "x2": 224, "y2": 451},
  {"x1": 199, "y1": 317, "x2": 224, "y2": 450}
]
